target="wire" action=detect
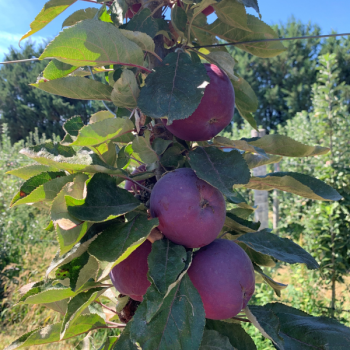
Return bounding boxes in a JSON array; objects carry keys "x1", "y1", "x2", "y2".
[
  {"x1": 187, "y1": 32, "x2": 350, "y2": 49},
  {"x1": 88, "y1": 66, "x2": 117, "y2": 117}
]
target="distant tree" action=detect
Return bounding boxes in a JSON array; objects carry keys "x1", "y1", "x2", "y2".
[
  {"x1": 230, "y1": 18, "x2": 350, "y2": 130},
  {"x1": 0, "y1": 43, "x2": 105, "y2": 142}
]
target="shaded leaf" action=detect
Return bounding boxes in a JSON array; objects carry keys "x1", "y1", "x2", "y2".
[
  {"x1": 130, "y1": 274, "x2": 205, "y2": 350},
  {"x1": 213, "y1": 136, "x2": 266, "y2": 156},
  {"x1": 114, "y1": 324, "x2": 138, "y2": 350},
  {"x1": 40, "y1": 19, "x2": 144, "y2": 67},
  {"x1": 238, "y1": 229, "x2": 319, "y2": 269},
  {"x1": 152, "y1": 138, "x2": 172, "y2": 156},
  {"x1": 138, "y1": 52, "x2": 210, "y2": 124},
  {"x1": 103, "y1": 336, "x2": 119, "y2": 350},
  {"x1": 120, "y1": 29, "x2": 156, "y2": 54},
  {"x1": 117, "y1": 144, "x2": 133, "y2": 169},
  {"x1": 206, "y1": 51, "x2": 237, "y2": 81},
  {"x1": 161, "y1": 142, "x2": 186, "y2": 168},
  {"x1": 253, "y1": 264, "x2": 287, "y2": 297},
  {"x1": 111, "y1": 70, "x2": 140, "y2": 108},
  {"x1": 244, "y1": 153, "x2": 282, "y2": 169},
  {"x1": 63, "y1": 116, "x2": 84, "y2": 137},
  {"x1": 171, "y1": 5, "x2": 187, "y2": 37},
  {"x1": 224, "y1": 211, "x2": 260, "y2": 235},
  {"x1": 245, "y1": 172, "x2": 342, "y2": 201},
  {"x1": 237, "y1": 241, "x2": 276, "y2": 267},
  {"x1": 20, "y1": 0, "x2": 77, "y2": 43},
  {"x1": 90, "y1": 111, "x2": 115, "y2": 124},
  {"x1": 66, "y1": 173, "x2": 140, "y2": 222},
  {"x1": 31, "y1": 77, "x2": 113, "y2": 101},
  {"x1": 132, "y1": 130, "x2": 158, "y2": 164},
  {"x1": 200, "y1": 329, "x2": 234, "y2": 350},
  {"x1": 188, "y1": 146, "x2": 251, "y2": 199},
  {"x1": 62, "y1": 7, "x2": 98, "y2": 27},
  {"x1": 71, "y1": 117, "x2": 134, "y2": 147},
  {"x1": 6, "y1": 164, "x2": 59, "y2": 180},
  {"x1": 43, "y1": 60, "x2": 77, "y2": 80},
  {"x1": 124, "y1": 8, "x2": 158, "y2": 38},
  {"x1": 205, "y1": 319, "x2": 257, "y2": 350},
  {"x1": 237, "y1": 0, "x2": 260, "y2": 14}
]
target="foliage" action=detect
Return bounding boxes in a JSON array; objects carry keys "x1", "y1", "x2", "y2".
[
  {"x1": 3, "y1": 1, "x2": 349, "y2": 349},
  {"x1": 0, "y1": 43, "x2": 108, "y2": 143}
]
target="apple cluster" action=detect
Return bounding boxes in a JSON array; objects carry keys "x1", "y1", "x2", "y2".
[{"x1": 111, "y1": 63, "x2": 255, "y2": 320}]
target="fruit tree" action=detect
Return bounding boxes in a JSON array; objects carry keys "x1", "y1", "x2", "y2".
[{"x1": 4, "y1": 0, "x2": 350, "y2": 349}]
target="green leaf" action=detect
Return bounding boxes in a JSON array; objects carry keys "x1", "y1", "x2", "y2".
[
  {"x1": 40, "y1": 19, "x2": 144, "y2": 67},
  {"x1": 103, "y1": 336, "x2": 119, "y2": 350},
  {"x1": 130, "y1": 274, "x2": 205, "y2": 350},
  {"x1": 117, "y1": 144, "x2": 133, "y2": 169},
  {"x1": 213, "y1": 0, "x2": 250, "y2": 31},
  {"x1": 71, "y1": 117, "x2": 134, "y2": 147},
  {"x1": 205, "y1": 15, "x2": 285, "y2": 58},
  {"x1": 246, "y1": 134, "x2": 329, "y2": 157},
  {"x1": 253, "y1": 264, "x2": 287, "y2": 297},
  {"x1": 148, "y1": 238, "x2": 187, "y2": 295},
  {"x1": 6, "y1": 164, "x2": 59, "y2": 180},
  {"x1": 124, "y1": 8, "x2": 158, "y2": 38},
  {"x1": 245, "y1": 172, "x2": 342, "y2": 201},
  {"x1": 31, "y1": 77, "x2": 113, "y2": 101},
  {"x1": 63, "y1": 116, "x2": 84, "y2": 137},
  {"x1": 132, "y1": 130, "x2": 158, "y2": 164},
  {"x1": 62, "y1": 7, "x2": 98, "y2": 27},
  {"x1": 66, "y1": 173, "x2": 140, "y2": 222},
  {"x1": 90, "y1": 111, "x2": 115, "y2": 124},
  {"x1": 188, "y1": 13, "x2": 215, "y2": 47},
  {"x1": 11, "y1": 172, "x2": 75, "y2": 207},
  {"x1": 161, "y1": 142, "x2": 186, "y2": 168},
  {"x1": 200, "y1": 329, "x2": 234, "y2": 350},
  {"x1": 20, "y1": 142, "x2": 121, "y2": 174},
  {"x1": 231, "y1": 76, "x2": 258, "y2": 129},
  {"x1": 213, "y1": 136, "x2": 266, "y2": 156},
  {"x1": 237, "y1": 241, "x2": 276, "y2": 267},
  {"x1": 43, "y1": 299, "x2": 69, "y2": 315},
  {"x1": 237, "y1": 229, "x2": 319, "y2": 269},
  {"x1": 152, "y1": 138, "x2": 172, "y2": 156},
  {"x1": 95, "y1": 141, "x2": 117, "y2": 166},
  {"x1": 171, "y1": 5, "x2": 187, "y2": 37},
  {"x1": 188, "y1": 146, "x2": 251, "y2": 199},
  {"x1": 138, "y1": 52, "x2": 210, "y2": 124},
  {"x1": 61, "y1": 288, "x2": 105, "y2": 338},
  {"x1": 114, "y1": 324, "x2": 138, "y2": 350},
  {"x1": 224, "y1": 211, "x2": 260, "y2": 235},
  {"x1": 243, "y1": 153, "x2": 282, "y2": 169},
  {"x1": 43, "y1": 60, "x2": 77, "y2": 80},
  {"x1": 120, "y1": 30, "x2": 156, "y2": 56},
  {"x1": 18, "y1": 280, "x2": 76, "y2": 305},
  {"x1": 237, "y1": 0, "x2": 260, "y2": 14},
  {"x1": 111, "y1": 70, "x2": 140, "y2": 108},
  {"x1": 205, "y1": 51, "x2": 237, "y2": 81},
  {"x1": 20, "y1": 0, "x2": 77, "y2": 43},
  {"x1": 205, "y1": 320, "x2": 257, "y2": 350}
]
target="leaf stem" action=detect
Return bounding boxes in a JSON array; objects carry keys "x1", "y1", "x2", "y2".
[
  {"x1": 96, "y1": 301, "x2": 118, "y2": 315},
  {"x1": 106, "y1": 321, "x2": 127, "y2": 328},
  {"x1": 124, "y1": 176, "x2": 152, "y2": 193},
  {"x1": 231, "y1": 316, "x2": 251, "y2": 323}
]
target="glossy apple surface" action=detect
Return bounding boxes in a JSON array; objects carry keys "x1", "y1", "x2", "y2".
[
  {"x1": 109, "y1": 240, "x2": 151, "y2": 302},
  {"x1": 188, "y1": 239, "x2": 255, "y2": 319},
  {"x1": 150, "y1": 168, "x2": 226, "y2": 248}
]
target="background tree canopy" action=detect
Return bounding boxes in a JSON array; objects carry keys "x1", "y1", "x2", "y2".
[
  {"x1": 230, "y1": 18, "x2": 350, "y2": 129},
  {"x1": 0, "y1": 43, "x2": 106, "y2": 143}
]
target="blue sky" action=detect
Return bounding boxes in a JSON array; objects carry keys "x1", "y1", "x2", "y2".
[{"x1": 0, "y1": 0, "x2": 349, "y2": 60}]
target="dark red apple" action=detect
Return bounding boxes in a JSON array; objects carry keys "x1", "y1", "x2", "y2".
[
  {"x1": 125, "y1": 164, "x2": 147, "y2": 192},
  {"x1": 162, "y1": 64, "x2": 235, "y2": 141},
  {"x1": 188, "y1": 239, "x2": 255, "y2": 320},
  {"x1": 150, "y1": 168, "x2": 226, "y2": 248},
  {"x1": 109, "y1": 240, "x2": 151, "y2": 302},
  {"x1": 202, "y1": 5, "x2": 214, "y2": 16},
  {"x1": 125, "y1": 3, "x2": 142, "y2": 19}
]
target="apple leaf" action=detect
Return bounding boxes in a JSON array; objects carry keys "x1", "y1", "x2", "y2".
[
  {"x1": 124, "y1": 8, "x2": 159, "y2": 38},
  {"x1": 206, "y1": 15, "x2": 285, "y2": 58},
  {"x1": 130, "y1": 274, "x2": 205, "y2": 350},
  {"x1": 20, "y1": 0, "x2": 77, "y2": 43},
  {"x1": 71, "y1": 117, "x2": 134, "y2": 147},
  {"x1": 62, "y1": 7, "x2": 98, "y2": 27},
  {"x1": 205, "y1": 320, "x2": 257, "y2": 350},
  {"x1": 188, "y1": 13, "x2": 215, "y2": 47},
  {"x1": 213, "y1": 136, "x2": 266, "y2": 156},
  {"x1": 188, "y1": 146, "x2": 251, "y2": 199},
  {"x1": 237, "y1": 229, "x2": 319, "y2": 269},
  {"x1": 213, "y1": 0, "x2": 250, "y2": 31},
  {"x1": 102, "y1": 336, "x2": 119, "y2": 350},
  {"x1": 6, "y1": 164, "x2": 59, "y2": 180},
  {"x1": 171, "y1": 5, "x2": 187, "y2": 37},
  {"x1": 88, "y1": 212, "x2": 158, "y2": 277},
  {"x1": 43, "y1": 59, "x2": 77, "y2": 80},
  {"x1": 90, "y1": 111, "x2": 115, "y2": 124},
  {"x1": 132, "y1": 130, "x2": 159, "y2": 164},
  {"x1": 32, "y1": 77, "x2": 113, "y2": 101},
  {"x1": 111, "y1": 70, "x2": 140, "y2": 108},
  {"x1": 138, "y1": 52, "x2": 210, "y2": 124},
  {"x1": 224, "y1": 211, "x2": 260, "y2": 235},
  {"x1": 40, "y1": 19, "x2": 144, "y2": 67},
  {"x1": 245, "y1": 172, "x2": 342, "y2": 201},
  {"x1": 120, "y1": 29, "x2": 156, "y2": 56},
  {"x1": 245, "y1": 134, "x2": 329, "y2": 157},
  {"x1": 148, "y1": 238, "x2": 187, "y2": 295},
  {"x1": 237, "y1": 241, "x2": 276, "y2": 267},
  {"x1": 114, "y1": 325, "x2": 138, "y2": 350},
  {"x1": 199, "y1": 329, "x2": 234, "y2": 350},
  {"x1": 63, "y1": 116, "x2": 84, "y2": 137},
  {"x1": 237, "y1": 0, "x2": 260, "y2": 14},
  {"x1": 244, "y1": 153, "x2": 282, "y2": 169},
  {"x1": 253, "y1": 264, "x2": 287, "y2": 297},
  {"x1": 152, "y1": 138, "x2": 172, "y2": 156}
]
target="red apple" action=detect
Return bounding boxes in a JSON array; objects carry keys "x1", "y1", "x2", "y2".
[
  {"x1": 109, "y1": 240, "x2": 151, "y2": 302},
  {"x1": 125, "y1": 3, "x2": 142, "y2": 19},
  {"x1": 125, "y1": 164, "x2": 147, "y2": 192},
  {"x1": 188, "y1": 239, "x2": 255, "y2": 320},
  {"x1": 202, "y1": 5, "x2": 214, "y2": 16},
  {"x1": 162, "y1": 64, "x2": 235, "y2": 141},
  {"x1": 150, "y1": 168, "x2": 226, "y2": 248}
]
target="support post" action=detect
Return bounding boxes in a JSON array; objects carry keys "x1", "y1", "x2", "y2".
[{"x1": 273, "y1": 162, "x2": 280, "y2": 233}]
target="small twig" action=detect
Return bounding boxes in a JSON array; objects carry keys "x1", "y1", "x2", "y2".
[
  {"x1": 88, "y1": 66, "x2": 117, "y2": 116},
  {"x1": 106, "y1": 320, "x2": 127, "y2": 328},
  {"x1": 130, "y1": 156, "x2": 145, "y2": 165},
  {"x1": 232, "y1": 316, "x2": 251, "y2": 323},
  {"x1": 124, "y1": 176, "x2": 152, "y2": 193},
  {"x1": 96, "y1": 301, "x2": 118, "y2": 315}
]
